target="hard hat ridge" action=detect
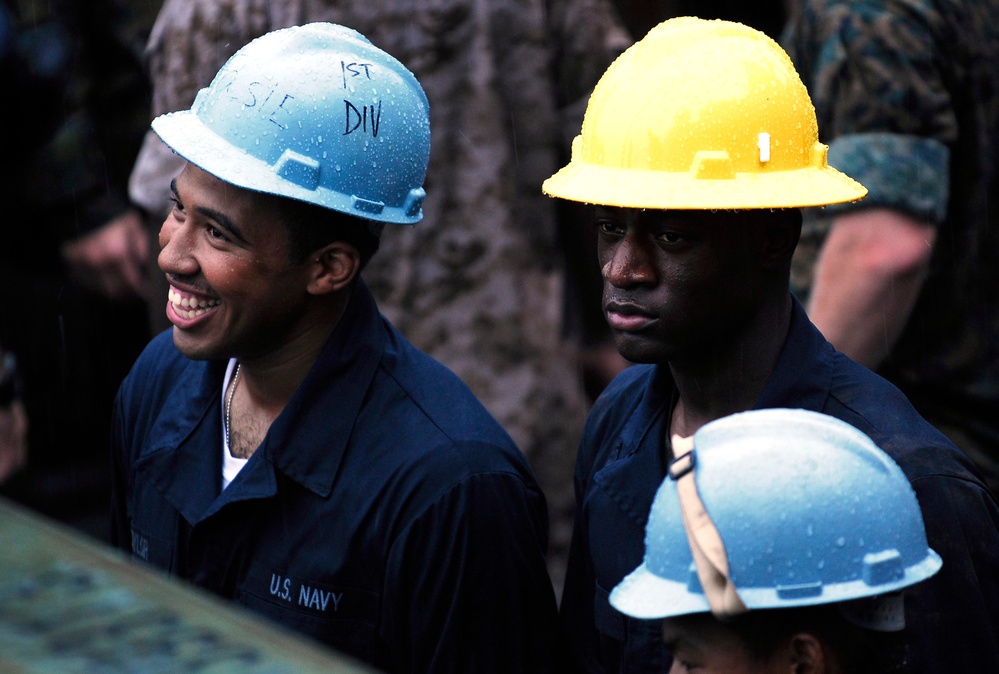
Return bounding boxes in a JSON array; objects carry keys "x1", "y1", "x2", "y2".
[
  {"x1": 543, "y1": 17, "x2": 868, "y2": 209},
  {"x1": 152, "y1": 22, "x2": 431, "y2": 225}
]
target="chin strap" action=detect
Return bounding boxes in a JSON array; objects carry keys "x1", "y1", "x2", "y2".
[{"x1": 670, "y1": 434, "x2": 748, "y2": 620}]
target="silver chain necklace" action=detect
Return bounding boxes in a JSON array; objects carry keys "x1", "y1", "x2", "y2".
[{"x1": 225, "y1": 363, "x2": 241, "y2": 449}]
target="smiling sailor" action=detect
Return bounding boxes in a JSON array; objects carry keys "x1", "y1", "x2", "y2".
[{"x1": 109, "y1": 23, "x2": 558, "y2": 673}]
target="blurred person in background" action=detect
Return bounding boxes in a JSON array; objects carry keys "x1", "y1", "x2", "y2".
[
  {"x1": 0, "y1": 0, "x2": 153, "y2": 535},
  {"x1": 0, "y1": 344, "x2": 27, "y2": 483},
  {"x1": 784, "y1": 0, "x2": 999, "y2": 497}
]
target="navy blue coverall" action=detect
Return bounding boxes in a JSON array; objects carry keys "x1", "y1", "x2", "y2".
[
  {"x1": 110, "y1": 281, "x2": 559, "y2": 673},
  {"x1": 560, "y1": 298, "x2": 999, "y2": 674}
]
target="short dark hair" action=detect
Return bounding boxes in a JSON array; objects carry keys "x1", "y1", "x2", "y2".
[
  {"x1": 273, "y1": 196, "x2": 381, "y2": 268},
  {"x1": 728, "y1": 603, "x2": 908, "y2": 674}
]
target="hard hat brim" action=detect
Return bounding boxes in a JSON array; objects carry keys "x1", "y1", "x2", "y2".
[
  {"x1": 543, "y1": 161, "x2": 868, "y2": 210},
  {"x1": 152, "y1": 109, "x2": 423, "y2": 225},
  {"x1": 609, "y1": 549, "x2": 942, "y2": 620},
  {"x1": 609, "y1": 564, "x2": 711, "y2": 620}
]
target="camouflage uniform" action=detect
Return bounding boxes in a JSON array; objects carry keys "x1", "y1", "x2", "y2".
[
  {"x1": 127, "y1": 0, "x2": 631, "y2": 593},
  {"x1": 784, "y1": 0, "x2": 999, "y2": 494}
]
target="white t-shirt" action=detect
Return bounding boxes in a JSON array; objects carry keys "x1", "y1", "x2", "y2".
[{"x1": 221, "y1": 358, "x2": 248, "y2": 490}]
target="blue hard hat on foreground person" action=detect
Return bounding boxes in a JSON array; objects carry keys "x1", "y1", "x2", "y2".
[
  {"x1": 150, "y1": 22, "x2": 429, "y2": 227},
  {"x1": 546, "y1": 16, "x2": 999, "y2": 674},
  {"x1": 110, "y1": 23, "x2": 559, "y2": 673},
  {"x1": 611, "y1": 408, "x2": 941, "y2": 674}
]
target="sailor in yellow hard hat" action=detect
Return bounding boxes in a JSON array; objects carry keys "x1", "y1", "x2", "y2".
[{"x1": 548, "y1": 16, "x2": 999, "y2": 674}]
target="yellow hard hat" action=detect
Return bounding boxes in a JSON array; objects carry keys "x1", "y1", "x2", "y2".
[{"x1": 543, "y1": 17, "x2": 867, "y2": 209}]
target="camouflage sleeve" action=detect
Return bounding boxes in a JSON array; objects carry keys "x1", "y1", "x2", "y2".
[
  {"x1": 783, "y1": 0, "x2": 953, "y2": 223},
  {"x1": 790, "y1": 132, "x2": 949, "y2": 300},
  {"x1": 825, "y1": 132, "x2": 949, "y2": 223}
]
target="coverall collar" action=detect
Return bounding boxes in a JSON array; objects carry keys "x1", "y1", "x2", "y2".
[
  {"x1": 598, "y1": 297, "x2": 834, "y2": 527},
  {"x1": 136, "y1": 280, "x2": 386, "y2": 524}
]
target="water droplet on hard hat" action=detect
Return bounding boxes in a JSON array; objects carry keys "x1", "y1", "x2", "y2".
[{"x1": 836, "y1": 537, "x2": 846, "y2": 547}]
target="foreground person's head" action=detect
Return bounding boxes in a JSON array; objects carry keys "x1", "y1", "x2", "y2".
[
  {"x1": 611, "y1": 409, "x2": 941, "y2": 674},
  {"x1": 543, "y1": 18, "x2": 867, "y2": 365},
  {"x1": 150, "y1": 23, "x2": 430, "y2": 360}
]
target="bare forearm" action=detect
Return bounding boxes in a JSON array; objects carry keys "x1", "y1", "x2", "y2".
[{"x1": 806, "y1": 209, "x2": 936, "y2": 369}]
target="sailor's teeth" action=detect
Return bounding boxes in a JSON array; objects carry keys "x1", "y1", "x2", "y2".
[
  {"x1": 169, "y1": 288, "x2": 220, "y2": 317},
  {"x1": 175, "y1": 306, "x2": 208, "y2": 319}
]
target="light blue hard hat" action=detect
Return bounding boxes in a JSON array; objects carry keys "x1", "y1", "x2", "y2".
[
  {"x1": 152, "y1": 22, "x2": 430, "y2": 225},
  {"x1": 610, "y1": 409, "x2": 941, "y2": 621}
]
